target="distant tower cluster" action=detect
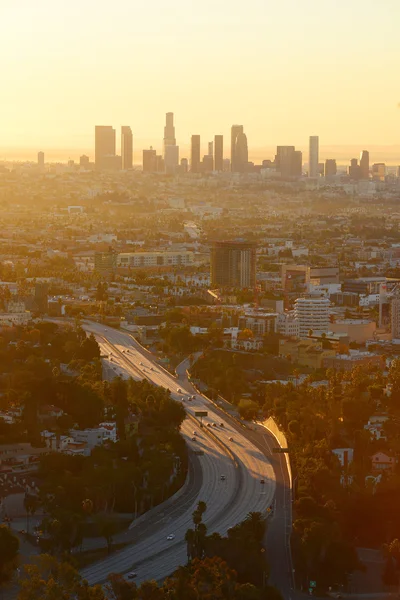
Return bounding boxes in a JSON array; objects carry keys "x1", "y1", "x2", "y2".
[{"x1": 191, "y1": 135, "x2": 201, "y2": 173}]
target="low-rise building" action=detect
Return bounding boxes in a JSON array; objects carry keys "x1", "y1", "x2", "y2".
[
  {"x1": 330, "y1": 319, "x2": 376, "y2": 344},
  {"x1": 118, "y1": 251, "x2": 194, "y2": 268},
  {"x1": 371, "y1": 452, "x2": 396, "y2": 472}
]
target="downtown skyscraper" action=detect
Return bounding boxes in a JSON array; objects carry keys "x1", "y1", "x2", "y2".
[
  {"x1": 214, "y1": 135, "x2": 223, "y2": 172},
  {"x1": 309, "y1": 135, "x2": 319, "y2": 178},
  {"x1": 360, "y1": 150, "x2": 370, "y2": 179},
  {"x1": 121, "y1": 126, "x2": 133, "y2": 170},
  {"x1": 95, "y1": 126, "x2": 116, "y2": 170},
  {"x1": 163, "y1": 112, "x2": 179, "y2": 173},
  {"x1": 231, "y1": 125, "x2": 248, "y2": 173},
  {"x1": 191, "y1": 135, "x2": 200, "y2": 173}
]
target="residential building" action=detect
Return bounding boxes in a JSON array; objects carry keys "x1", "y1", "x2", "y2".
[
  {"x1": 276, "y1": 312, "x2": 300, "y2": 338},
  {"x1": 95, "y1": 125, "x2": 116, "y2": 170},
  {"x1": 121, "y1": 126, "x2": 133, "y2": 170},
  {"x1": 323, "y1": 351, "x2": 383, "y2": 372},
  {"x1": 294, "y1": 295, "x2": 330, "y2": 338},
  {"x1": 371, "y1": 452, "x2": 396, "y2": 472},
  {"x1": 214, "y1": 135, "x2": 223, "y2": 171},
  {"x1": 309, "y1": 136, "x2": 319, "y2": 178},
  {"x1": 279, "y1": 338, "x2": 335, "y2": 369},
  {"x1": 191, "y1": 135, "x2": 201, "y2": 173},
  {"x1": 210, "y1": 241, "x2": 256, "y2": 289},
  {"x1": 117, "y1": 251, "x2": 194, "y2": 268}
]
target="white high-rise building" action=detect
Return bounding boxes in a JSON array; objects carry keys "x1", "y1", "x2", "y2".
[
  {"x1": 294, "y1": 295, "x2": 330, "y2": 339},
  {"x1": 309, "y1": 135, "x2": 319, "y2": 178}
]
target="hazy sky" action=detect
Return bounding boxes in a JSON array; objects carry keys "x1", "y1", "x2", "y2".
[{"x1": 1, "y1": 0, "x2": 399, "y2": 161}]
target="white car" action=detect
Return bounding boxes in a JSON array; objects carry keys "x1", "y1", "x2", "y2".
[
  {"x1": 139, "y1": 362, "x2": 143, "y2": 366},
  {"x1": 167, "y1": 534, "x2": 175, "y2": 541},
  {"x1": 127, "y1": 572, "x2": 137, "y2": 579}
]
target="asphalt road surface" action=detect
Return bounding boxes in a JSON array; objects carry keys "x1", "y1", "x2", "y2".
[{"x1": 81, "y1": 322, "x2": 277, "y2": 589}]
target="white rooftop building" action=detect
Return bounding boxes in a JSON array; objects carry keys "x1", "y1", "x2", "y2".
[{"x1": 294, "y1": 296, "x2": 331, "y2": 339}]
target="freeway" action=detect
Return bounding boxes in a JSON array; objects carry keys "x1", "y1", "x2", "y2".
[{"x1": 81, "y1": 322, "x2": 276, "y2": 588}]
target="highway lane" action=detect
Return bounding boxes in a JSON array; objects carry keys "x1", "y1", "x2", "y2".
[{"x1": 82, "y1": 322, "x2": 276, "y2": 586}]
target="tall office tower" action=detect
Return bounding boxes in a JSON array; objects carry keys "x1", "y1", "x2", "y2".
[
  {"x1": 325, "y1": 159, "x2": 337, "y2": 178},
  {"x1": 156, "y1": 155, "x2": 164, "y2": 173},
  {"x1": 214, "y1": 135, "x2": 223, "y2": 171},
  {"x1": 309, "y1": 136, "x2": 319, "y2": 178},
  {"x1": 292, "y1": 151, "x2": 303, "y2": 177},
  {"x1": 210, "y1": 241, "x2": 256, "y2": 289},
  {"x1": 163, "y1": 112, "x2": 176, "y2": 154},
  {"x1": 202, "y1": 155, "x2": 214, "y2": 173},
  {"x1": 349, "y1": 158, "x2": 361, "y2": 180},
  {"x1": 372, "y1": 163, "x2": 386, "y2": 181},
  {"x1": 275, "y1": 146, "x2": 302, "y2": 178},
  {"x1": 95, "y1": 126, "x2": 116, "y2": 170},
  {"x1": 208, "y1": 141, "x2": 213, "y2": 157},
  {"x1": 181, "y1": 158, "x2": 188, "y2": 173},
  {"x1": 121, "y1": 126, "x2": 133, "y2": 170},
  {"x1": 191, "y1": 135, "x2": 201, "y2": 173},
  {"x1": 231, "y1": 125, "x2": 244, "y2": 172},
  {"x1": 143, "y1": 147, "x2": 157, "y2": 172},
  {"x1": 294, "y1": 295, "x2": 331, "y2": 339},
  {"x1": 360, "y1": 150, "x2": 369, "y2": 179},
  {"x1": 37, "y1": 151, "x2": 44, "y2": 168},
  {"x1": 235, "y1": 132, "x2": 248, "y2": 173},
  {"x1": 164, "y1": 145, "x2": 179, "y2": 174}
]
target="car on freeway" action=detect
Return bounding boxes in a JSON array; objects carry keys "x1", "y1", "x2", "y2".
[
  {"x1": 193, "y1": 431, "x2": 197, "y2": 435},
  {"x1": 220, "y1": 475, "x2": 226, "y2": 481},
  {"x1": 150, "y1": 366, "x2": 154, "y2": 371},
  {"x1": 139, "y1": 362, "x2": 143, "y2": 365},
  {"x1": 167, "y1": 534, "x2": 175, "y2": 541},
  {"x1": 191, "y1": 437, "x2": 196, "y2": 441},
  {"x1": 127, "y1": 572, "x2": 137, "y2": 579},
  {"x1": 220, "y1": 423, "x2": 224, "y2": 427},
  {"x1": 192, "y1": 395, "x2": 196, "y2": 399},
  {"x1": 212, "y1": 422, "x2": 217, "y2": 427},
  {"x1": 260, "y1": 479, "x2": 265, "y2": 484},
  {"x1": 229, "y1": 437, "x2": 234, "y2": 442},
  {"x1": 177, "y1": 388, "x2": 182, "y2": 393},
  {"x1": 207, "y1": 423, "x2": 211, "y2": 427}
]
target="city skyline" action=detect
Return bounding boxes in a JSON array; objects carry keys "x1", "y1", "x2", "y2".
[{"x1": 1, "y1": 0, "x2": 399, "y2": 159}]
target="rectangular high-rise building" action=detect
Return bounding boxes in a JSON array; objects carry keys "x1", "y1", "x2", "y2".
[
  {"x1": 143, "y1": 147, "x2": 157, "y2": 172},
  {"x1": 360, "y1": 150, "x2": 370, "y2": 179},
  {"x1": 309, "y1": 136, "x2": 319, "y2": 178},
  {"x1": 37, "y1": 151, "x2": 44, "y2": 168},
  {"x1": 121, "y1": 126, "x2": 133, "y2": 170},
  {"x1": 325, "y1": 159, "x2": 337, "y2": 178},
  {"x1": 231, "y1": 125, "x2": 244, "y2": 172},
  {"x1": 191, "y1": 135, "x2": 201, "y2": 173},
  {"x1": 164, "y1": 112, "x2": 176, "y2": 155},
  {"x1": 214, "y1": 135, "x2": 223, "y2": 171},
  {"x1": 164, "y1": 145, "x2": 179, "y2": 174},
  {"x1": 95, "y1": 126, "x2": 116, "y2": 170},
  {"x1": 276, "y1": 146, "x2": 296, "y2": 177},
  {"x1": 211, "y1": 241, "x2": 256, "y2": 289}
]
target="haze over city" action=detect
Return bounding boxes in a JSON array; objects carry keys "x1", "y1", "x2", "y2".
[
  {"x1": 1, "y1": 0, "x2": 400, "y2": 163},
  {"x1": 2, "y1": 2, "x2": 400, "y2": 600}
]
